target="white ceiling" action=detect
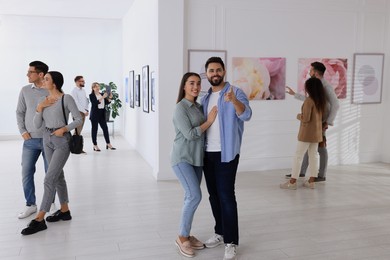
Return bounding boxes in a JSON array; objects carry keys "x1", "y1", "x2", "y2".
[{"x1": 0, "y1": 0, "x2": 135, "y2": 19}]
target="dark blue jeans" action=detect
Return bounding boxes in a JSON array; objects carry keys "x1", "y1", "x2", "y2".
[{"x1": 203, "y1": 152, "x2": 239, "y2": 245}]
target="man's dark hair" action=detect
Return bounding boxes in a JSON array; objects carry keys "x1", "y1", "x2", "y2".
[
  {"x1": 311, "y1": 62, "x2": 326, "y2": 76},
  {"x1": 205, "y1": 57, "x2": 225, "y2": 71},
  {"x1": 29, "y1": 61, "x2": 49, "y2": 74},
  {"x1": 74, "y1": 76, "x2": 83, "y2": 82}
]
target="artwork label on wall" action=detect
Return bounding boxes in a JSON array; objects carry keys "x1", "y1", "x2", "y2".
[{"x1": 232, "y1": 57, "x2": 286, "y2": 100}]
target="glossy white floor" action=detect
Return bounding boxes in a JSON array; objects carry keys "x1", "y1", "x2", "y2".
[{"x1": 2, "y1": 136, "x2": 390, "y2": 260}]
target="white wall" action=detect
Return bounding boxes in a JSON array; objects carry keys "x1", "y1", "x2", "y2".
[
  {"x1": 3, "y1": 0, "x2": 389, "y2": 180},
  {"x1": 121, "y1": 0, "x2": 390, "y2": 180},
  {"x1": 381, "y1": 2, "x2": 390, "y2": 163},
  {"x1": 122, "y1": 0, "x2": 159, "y2": 177},
  {"x1": 184, "y1": 0, "x2": 390, "y2": 172},
  {"x1": 0, "y1": 15, "x2": 122, "y2": 138},
  {"x1": 122, "y1": 0, "x2": 184, "y2": 180}
]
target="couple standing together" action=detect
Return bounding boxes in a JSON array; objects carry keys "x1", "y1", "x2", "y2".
[{"x1": 171, "y1": 57, "x2": 252, "y2": 260}]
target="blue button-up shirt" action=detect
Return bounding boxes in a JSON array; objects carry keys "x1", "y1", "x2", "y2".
[{"x1": 201, "y1": 82, "x2": 252, "y2": 162}]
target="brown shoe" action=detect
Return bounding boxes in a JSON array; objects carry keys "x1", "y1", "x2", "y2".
[
  {"x1": 189, "y1": 235, "x2": 205, "y2": 250},
  {"x1": 175, "y1": 238, "x2": 195, "y2": 258}
]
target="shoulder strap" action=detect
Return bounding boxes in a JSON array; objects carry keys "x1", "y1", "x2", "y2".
[
  {"x1": 62, "y1": 95, "x2": 79, "y2": 136},
  {"x1": 61, "y1": 95, "x2": 68, "y2": 125}
]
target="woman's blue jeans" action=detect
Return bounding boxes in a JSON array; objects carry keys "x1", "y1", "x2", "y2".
[{"x1": 173, "y1": 162, "x2": 202, "y2": 237}]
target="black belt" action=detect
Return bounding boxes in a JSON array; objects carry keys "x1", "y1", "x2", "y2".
[{"x1": 45, "y1": 127, "x2": 62, "y2": 132}]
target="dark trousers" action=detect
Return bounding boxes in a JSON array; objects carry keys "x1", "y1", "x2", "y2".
[
  {"x1": 203, "y1": 152, "x2": 240, "y2": 245},
  {"x1": 91, "y1": 109, "x2": 110, "y2": 146}
]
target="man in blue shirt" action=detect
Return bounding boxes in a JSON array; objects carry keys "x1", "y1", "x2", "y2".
[{"x1": 201, "y1": 57, "x2": 252, "y2": 260}]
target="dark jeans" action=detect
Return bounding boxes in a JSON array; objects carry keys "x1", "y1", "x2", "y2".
[{"x1": 203, "y1": 152, "x2": 240, "y2": 245}]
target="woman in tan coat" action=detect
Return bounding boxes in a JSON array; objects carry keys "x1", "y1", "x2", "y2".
[{"x1": 281, "y1": 77, "x2": 327, "y2": 190}]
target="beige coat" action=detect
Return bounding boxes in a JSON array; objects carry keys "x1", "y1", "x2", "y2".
[{"x1": 297, "y1": 98, "x2": 323, "y2": 143}]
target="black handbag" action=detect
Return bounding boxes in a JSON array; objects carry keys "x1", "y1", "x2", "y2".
[{"x1": 61, "y1": 95, "x2": 84, "y2": 154}]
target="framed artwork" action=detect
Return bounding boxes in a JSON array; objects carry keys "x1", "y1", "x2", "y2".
[
  {"x1": 232, "y1": 57, "x2": 286, "y2": 100},
  {"x1": 142, "y1": 65, "x2": 149, "y2": 113},
  {"x1": 124, "y1": 77, "x2": 129, "y2": 104},
  {"x1": 135, "y1": 74, "x2": 140, "y2": 107},
  {"x1": 188, "y1": 49, "x2": 227, "y2": 95},
  {"x1": 129, "y1": 70, "x2": 134, "y2": 108},
  {"x1": 151, "y1": 71, "x2": 156, "y2": 112},
  {"x1": 298, "y1": 58, "x2": 348, "y2": 99},
  {"x1": 352, "y1": 53, "x2": 384, "y2": 104}
]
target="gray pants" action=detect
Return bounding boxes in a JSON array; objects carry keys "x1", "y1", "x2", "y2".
[
  {"x1": 39, "y1": 130, "x2": 71, "y2": 213},
  {"x1": 300, "y1": 147, "x2": 328, "y2": 178}
]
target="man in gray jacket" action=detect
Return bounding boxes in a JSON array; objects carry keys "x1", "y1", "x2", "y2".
[
  {"x1": 285, "y1": 61, "x2": 340, "y2": 182},
  {"x1": 16, "y1": 61, "x2": 49, "y2": 219}
]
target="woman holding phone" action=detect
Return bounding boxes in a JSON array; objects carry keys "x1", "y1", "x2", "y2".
[{"x1": 89, "y1": 82, "x2": 116, "y2": 151}]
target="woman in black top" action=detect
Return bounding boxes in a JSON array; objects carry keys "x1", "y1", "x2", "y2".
[{"x1": 89, "y1": 82, "x2": 116, "y2": 151}]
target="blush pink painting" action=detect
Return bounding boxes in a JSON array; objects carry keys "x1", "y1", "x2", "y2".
[{"x1": 298, "y1": 58, "x2": 348, "y2": 99}]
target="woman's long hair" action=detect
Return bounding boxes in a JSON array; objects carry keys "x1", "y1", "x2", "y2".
[
  {"x1": 91, "y1": 82, "x2": 100, "y2": 94},
  {"x1": 176, "y1": 72, "x2": 201, "y2": 103},
  {"x1": 305, "y1": 77, "x2": 327, "y2": 114}
]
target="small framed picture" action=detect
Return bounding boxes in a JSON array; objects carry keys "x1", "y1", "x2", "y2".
[
  {"x1": 151, "y1": 71, "x2": 156, "y2": 112},
  {"x1": 352, "y1": 53, "x2": 384, "y2": 104},
  {"x1": 129, "y1": 70, "x2": 135, "y2": 108},
  {"x1": 142, "y1": 65, "x2": 149, "y2": 113},
  {"x1": 135, "y1": 74, "x2": 140, "y2": 107}
]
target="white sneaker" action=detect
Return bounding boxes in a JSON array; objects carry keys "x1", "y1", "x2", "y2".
[
  {"x1": 18, "y1": 205, "x2": 37, "y2": 219},
  {"x1": 224, "y1": 243, "x2": 237, "y2": 260},
  {"x1": 204, "y1": 234, "x2": 224, "y2": 248},
  {"x1": 50, "y1": 203, "x2": 57, "y2": 213}
]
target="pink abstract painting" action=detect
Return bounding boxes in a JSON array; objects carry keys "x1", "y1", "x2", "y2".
[{"x1": 298, "y1": 58, "x2": 348, "y2": 99}]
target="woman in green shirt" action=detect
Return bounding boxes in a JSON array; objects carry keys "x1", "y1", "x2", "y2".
[{"x1": 172, "y1": 72, "x2": 217, "y2": 258}]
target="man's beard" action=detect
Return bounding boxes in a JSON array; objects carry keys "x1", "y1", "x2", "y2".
[{"x1": 208, "y1": 76, "x2": 223, "y2": 86}]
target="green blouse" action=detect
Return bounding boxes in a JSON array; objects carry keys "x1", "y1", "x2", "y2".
[{"x1": 171, "y1": 98, "x2": 206, "y2": 167}]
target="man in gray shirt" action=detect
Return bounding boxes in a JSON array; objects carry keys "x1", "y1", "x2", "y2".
[{"x1": 16, "y1": 61, "x2": 49, "y2": 219}]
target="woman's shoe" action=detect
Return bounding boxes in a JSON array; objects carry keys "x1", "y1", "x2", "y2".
[
  {"x1": 93, "y1": 146, "x2": 101, "y2": 152},
  {"x1": 106, "y1": 144, "x2": 116, "y2": 150},
  {"x1": 175, "y1": 237, "x2": 195, "y2": 258},
  {"x1": 189, "y1": 235, "x2": 205, "y2": 249},
  {"x1": 46, "y1": 210, "x2": 72, "y2": 222}
]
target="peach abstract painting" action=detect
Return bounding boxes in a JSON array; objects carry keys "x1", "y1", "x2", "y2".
[{"x1": 232, "y1": 57, "x2": 286, "y2": 100}]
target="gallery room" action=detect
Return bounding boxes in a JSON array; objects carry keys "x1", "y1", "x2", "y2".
[{"x1": 1, "y1": 0, "x2": 390, "y2": 259}]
